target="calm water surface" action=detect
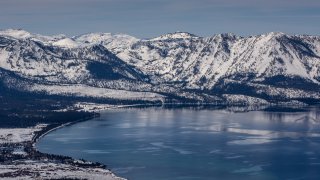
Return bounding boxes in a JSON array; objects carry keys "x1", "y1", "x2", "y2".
[{"x1": 37, "y1": 107, "x2": 320, "y2": 180}]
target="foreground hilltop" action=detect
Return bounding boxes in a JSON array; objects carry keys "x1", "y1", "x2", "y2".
[{"x1": 0, "y1": 29, "x2": 319, "y2": 105}]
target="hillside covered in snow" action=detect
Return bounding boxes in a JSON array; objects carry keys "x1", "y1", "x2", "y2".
[{"x1": 0, "y1": 29, "x2": 319, "y2": 105}]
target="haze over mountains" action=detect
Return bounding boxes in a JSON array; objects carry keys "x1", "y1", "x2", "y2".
[{"x1": 0, "y1": 29, "x2": 319, "y2": 105}]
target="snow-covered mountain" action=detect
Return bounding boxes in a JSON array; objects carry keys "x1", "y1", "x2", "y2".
[{"x1": 1, "y1": 29, "x2": 319, "y2": 105}]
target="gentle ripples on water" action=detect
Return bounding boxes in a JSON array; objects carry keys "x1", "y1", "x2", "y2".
[{"x1": 37, "y1": 107, "x2": 320, "y2": 180}]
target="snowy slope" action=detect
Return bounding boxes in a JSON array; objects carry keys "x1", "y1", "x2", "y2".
[
  {"x1": 0, "y1": 29, "x2": 320, "y2": 104},
  {"x1": 97, "y1": 31, "x2": 320, "y2": 89},
  {"x1": 0, "y1": 34, "x2": 147, "y2": 84},
  {"x1": 74, "y1": 32, "x2": 139, "y2": 53},
  {"x1": 150, "y1": 32, "x2": 199, "y2": 41}
]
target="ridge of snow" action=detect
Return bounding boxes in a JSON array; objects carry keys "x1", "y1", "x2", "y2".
[
  {"x1": 73, "y1": 32, "x2": 139, "y2": 54},
  {"x1": 52, "y1": 38, "x2": 80, "y2": 48},
  {"x1": 0, "y1": 49, "x2": 11, "y2": 70},
  {"x1": 0, "y1": 29, "x2": 32, "y2": 39},
  {"x1": 151, "y1": 32, "x2": 199, "y2": 41},
  {"x1": 74, "y1": 32, "x2": 139, "y2": 44},
  {"x1": 0, "y1": 29, "x2": 72, "y2": 46},
  {"x1": 0, "y1": 29, "x2": 319, "y2": 95},
  {"x1": 262, "y1": 31, "x2": 286, "y2": 37}
]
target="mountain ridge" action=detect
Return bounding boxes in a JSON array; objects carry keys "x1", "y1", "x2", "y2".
[{"x1": 1, "y1": 29, "x2": 319, "y2": 105}]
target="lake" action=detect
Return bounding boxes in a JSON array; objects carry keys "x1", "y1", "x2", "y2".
[{"x1": 37, "y1": 107, "x2": 320, "y2": 180}]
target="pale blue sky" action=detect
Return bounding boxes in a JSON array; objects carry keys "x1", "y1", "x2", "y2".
[{"x1": 0, "y1": 0, "x2": 319, "y2": 38}]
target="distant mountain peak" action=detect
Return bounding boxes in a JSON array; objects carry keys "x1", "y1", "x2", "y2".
[
  {"x1": 151, "y1": 32, "x2": 199, "y2": 41},
  {"x1": 52, "y1": 37, "x2": 80, "y2": 48},
  {"x1": 74, "y1": 32, "x2": 139, "y2": 47},
  {"x1": 0, "y1": 28, "x2": 32, "y2": 39},
  {"x1": 259, "y1": 32, "x2": 287, "y2": 39}
]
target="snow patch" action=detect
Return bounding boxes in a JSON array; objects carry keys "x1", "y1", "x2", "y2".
[
  {"x1": 151, "y1": 32, "x2": 199, "y2": 41},
  {"x1": 0, "y1": 29, "x2": 32, "y2": 39},
  {"x1": 52, "y1": 38, "x2": 79, "y2": 48},
  {"x1": 0, "y1": 124, "x2": 47, "y2": 144}
]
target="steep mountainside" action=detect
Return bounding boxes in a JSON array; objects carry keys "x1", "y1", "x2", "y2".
[{"x1": 1, "y1": 29, "x2": 320, "y2": 105}]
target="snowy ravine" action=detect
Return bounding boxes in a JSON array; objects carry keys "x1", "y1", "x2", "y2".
[{"x1": 0, "y1": 29, "x2": 320, "y2": 105}]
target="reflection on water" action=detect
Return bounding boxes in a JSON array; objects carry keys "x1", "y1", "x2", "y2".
[{"x1": 37, "y1": 106, "x2": 320, "y2": 180}]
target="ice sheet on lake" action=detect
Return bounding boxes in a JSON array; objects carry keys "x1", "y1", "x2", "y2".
[
  {"x1": 228, "y1": 127, "x2": 320, "y2": 138},
  {"x1": 233, "y1": 165, "x2": 263, "y2": 174},
  {"x1": 113, "y1": 166, "x2": 146, "y2": 174},
  {"x1": 228, "y1": 138, "x2": 275, "y2": 145},
  {"x1": 137, "y1": 147, "x2": 161, "y2": 153},
  {"x1": 150, "y1": 142, "x2": 193, "y2": 155},
  {"x1": 82, "y1": 150, "x2": 111, "y2": 154}
]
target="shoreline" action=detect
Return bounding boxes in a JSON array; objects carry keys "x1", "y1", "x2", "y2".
[
  {"x1": 0, "y1": 111, "x2": 126, "y2": 180},
  {"x1": 32, "y1": 113, "x2": 100, "y2": 146},
  {"x1": 1, "y1": 104, "x2": 317, "y2": 179}
]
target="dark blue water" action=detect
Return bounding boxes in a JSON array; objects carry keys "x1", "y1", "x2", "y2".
[{"x1": 37, "y1": 107, "x2": 320, "y2": 180}]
